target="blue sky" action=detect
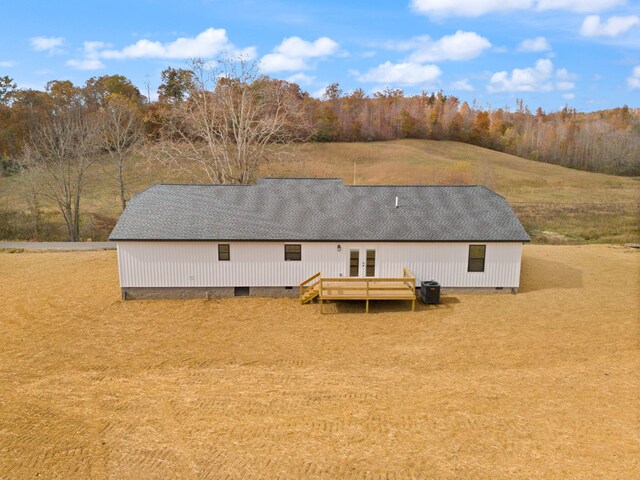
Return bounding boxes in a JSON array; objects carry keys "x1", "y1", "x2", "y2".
[{"x1": 1, "y1": 0, "x2": 639, "y2": 111}]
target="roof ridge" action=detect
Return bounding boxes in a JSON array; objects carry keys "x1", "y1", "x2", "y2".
[
  {"x1": 150, "y1": 182, "x2": 489, "y2": 188},
  {"x1": 154, "y1": 183, "x2": 252, "y2": 186},
  {"x1": 259, "y1": 177, "x2": 343, "y2": 180},
  {"x1": 348, "y1": 184, "x2": 485, "y2": 188}
]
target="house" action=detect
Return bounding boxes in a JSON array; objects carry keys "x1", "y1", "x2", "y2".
[{"x1": 109, "y1": 178, "x2": 530, "y2": 300}]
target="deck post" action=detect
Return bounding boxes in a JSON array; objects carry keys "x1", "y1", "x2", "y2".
[
  {"x1": 366, "y1": 279, "x2": 369, "y2": 313},
  {"x1": 310, "y1": 268, "x2": 417, "y2": 314}
]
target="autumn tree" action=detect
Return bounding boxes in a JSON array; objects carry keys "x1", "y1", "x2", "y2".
[
  {"x1": 339, "y1": 88, "x2": 365, "y2": 140},
  {"x1": 0, "y1": 76, "x2": 16, "y2": 105},
  {"x1": 158, "y1": 67, "x2": 195, "y2": 104},
  {"x1": 471, "y1": 111, "x2": 491, "y2": 146},
  {"x1": 46, "y1": 80, "x2": 81, "y2": 110},
  {"x1": 1, "y1": 89, "x2": 54, "y2": 161},
  {"x1": 0, "y1": 76, "x2": 17, "y2": 161},
  {"x1": 84, "y1": 74, "x2": 144, "y2": 110},
  {"x1": 323, "y1": 83, "x2": 342, "y2": 101}
]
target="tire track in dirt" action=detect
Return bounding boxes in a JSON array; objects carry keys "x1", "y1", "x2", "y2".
[
  {"x1": 0, "y1": 405, "x2": 94, "y2": 478},
  {"x1": 158, "y1": 399, "x2": 199, "y2": 479},
  {"x1": 1, "y1": 247, "x2": 638, "y2": 479}
]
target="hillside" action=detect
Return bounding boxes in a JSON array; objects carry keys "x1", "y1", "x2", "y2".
[{"x1": 1, "y1": 139, "x2": 639, "y2": 243}]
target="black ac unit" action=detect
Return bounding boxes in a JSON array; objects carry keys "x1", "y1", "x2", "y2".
[{"x1": 420, "y1": 280, "x2": 440, "y2": 304}]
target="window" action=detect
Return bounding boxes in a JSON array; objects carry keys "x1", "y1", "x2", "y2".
[
  {"x1": 218, "y1": 244, "x2": 230, "y2": 261},
  {"x1": 365, "y1": 249, "x2": 376, "y2": 277},
  {"x1": 468, "y1": 245, "x2": 486, "y2": 272},
  {"x1": 349, "y1": 250, "x2": 359, "y2": 277},
  {"x1": 284, "y1": 244, "x2": 301, "y2": 261}
]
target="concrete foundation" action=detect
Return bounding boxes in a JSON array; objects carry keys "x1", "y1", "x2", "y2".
[
  {"x1": 122, "y1": 286, "x2": 300, "y2": 300},
  {"x1": 122, "y1": 285, "x2": 514, "y2": 300},
  {"x1": 248, "y1": 286, "x2": 299, "y2": 298},
  {"x1": 438, "y1": 287, "x2": 517, "y2": 294}
]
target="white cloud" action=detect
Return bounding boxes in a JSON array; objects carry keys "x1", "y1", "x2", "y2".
[
  {"x1": 562, "y1": 93, "x2": 575, "y2": 100},
  {"x1": 274, "y1": 37, "x2": 338, "y2": 58},
  {"x1": 261, "y1": 55, "x2": 306, "y2": 72},
  {"x1": 388, "y1": 31, "x2": 491, "y2": 62},
  {"x1": 536, "y1": 0, "x2": 624, "y2": 13},
  {"x1": 410, "y1": 0, "x2": 623, "y2": 17},
  {"x1": 628, "y1": 66, "x2": 640, "y2": 89},
  {"x1": 450, "y1": 79, "x2": 474, "y2": 91},
  {"x1": 556, "y1": 81, "x2": 575, "y2": 90},
  {"x1": 518, "y1": 36, "x2": 552, "y2": 52},
  {"x1": 556, "y1": 67, "x2": 576, "y2": 90},
  {"x1": 66, "y1": 58, "x2": 105, "y2": 70},
  {"x1": 410, "y1": 0, "x2": 531, "y2": 17},
  {"x1": 84, "y1": 41, "x2": 111, "y2": 56},
  {"x1": 30, "y1": 36, "x2": 65, "y2": 54},
  {"x1": 0, "y1": 60, "x2": 17, "y2": 67},
  {"x1": 65, "y1": 41, "x2": 110, "y2": 70},
  {"x1": 99, "y1": 28, "x2": 255, "y2": 59},
  {"x1": 261, "y1": 36, "x2": 339, "y2": 72},
  {"x1": 488, "y1": 58, "x2": 575, "y2": 92},
  {"x1": 580, "y1": 15, "x2": 640, "y2": 37},
  {"x1": 489, "y1": 59, "x2": 554, "y2": 92},
  {"x1": 286, "y1": 72, "x2": 316, "y2": 85},
  {"x1": 357, "y1": 61, "x2": 442, "y2": 86}
]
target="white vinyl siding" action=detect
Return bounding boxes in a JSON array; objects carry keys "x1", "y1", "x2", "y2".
[{"x1": 117, "y1": 241, "x2": 523, "y2": 289}]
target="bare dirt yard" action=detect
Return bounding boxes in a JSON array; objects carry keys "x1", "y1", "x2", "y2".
[{"x1": 0, "y1": 245, "x2": 638, "y2": 479}]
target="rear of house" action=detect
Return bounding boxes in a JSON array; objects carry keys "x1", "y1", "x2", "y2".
[{"x1": 109, "y1": 178, "x2": 530, "y2": 299}]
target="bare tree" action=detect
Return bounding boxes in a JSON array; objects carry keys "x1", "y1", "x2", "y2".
[
  {"x1": 15, "y1": 161, "x2": 43, "y2": 240},
  {"x1": 23, "y1": 107, "x2": 99, "y2": 241},
  {"x1": 158, "y1": 56, "x2": 310, "y2": 184},
  {"x1": 98, "y1": 94, "x2": 145, "y2": 211}
]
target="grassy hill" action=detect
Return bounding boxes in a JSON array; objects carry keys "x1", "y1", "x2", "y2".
[{"x1": 1, "y1": 139, "x2": 638, "y2": 243}]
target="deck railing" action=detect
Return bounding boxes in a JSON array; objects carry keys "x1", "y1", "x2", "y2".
[
  {"x1": 402, "y1": 267, "x2": 416, "y2": 289},
  {"x1": 318, "y1": 268, "x2": 416, "y2": 313},
  {"x1": 299, "y1": 271, "x2": 321, "y2": 304}
]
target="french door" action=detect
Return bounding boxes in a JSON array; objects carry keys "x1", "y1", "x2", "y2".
[{"x1": 349, "y1": 248, "x2": 376, "y2": 278}]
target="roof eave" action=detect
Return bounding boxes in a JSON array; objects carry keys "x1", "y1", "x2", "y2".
[{"x1": 109, "y1": 238, "x2": 531, "y2": 243}]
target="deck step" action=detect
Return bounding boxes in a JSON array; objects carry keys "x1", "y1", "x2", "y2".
[{"x1": 301, "y1": 287, "x2": 320, "y2": 304}]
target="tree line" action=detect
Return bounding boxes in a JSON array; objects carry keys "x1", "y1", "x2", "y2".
[
  {"x1": 0, "y1": 57, "x2": 638, "y2": 241},
  {"x1": 312, "y1": 85, "x2": 639, "y2": 176}
]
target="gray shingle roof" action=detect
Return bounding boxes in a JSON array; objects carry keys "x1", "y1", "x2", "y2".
[{"x1": 109, "y1": 178, "x2": 530, "y2": 242}]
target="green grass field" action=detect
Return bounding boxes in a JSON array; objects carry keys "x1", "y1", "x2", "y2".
[{"x1": 1, "y1": 139, "x2": 638, "y2": 242}]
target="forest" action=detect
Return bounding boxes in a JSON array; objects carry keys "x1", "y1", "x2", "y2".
[
  {"x1": 1, "y1": 62, "x2": 639, "y2": 179},
  {"x1": 0, "y1": 58, "x2": 638, "y2": 242}
]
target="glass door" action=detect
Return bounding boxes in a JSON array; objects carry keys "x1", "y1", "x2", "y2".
[
  {"x1": 349, "y1": 248, "x2": 376, "y2": 277},
  {"x1": 365, "y1": 249, "x2": 376, "y2": 277},
  {"x1": 349, "y1": 249, "x2": 360, "y2": 277}
]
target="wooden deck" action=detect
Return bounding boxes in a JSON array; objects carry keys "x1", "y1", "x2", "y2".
[{"x1": 300, "y1": 268, "x2": 417, "y2": 313}]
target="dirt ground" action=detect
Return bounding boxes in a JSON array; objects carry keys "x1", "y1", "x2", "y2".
[{"x1": 0, "y1": 245, "x2": 638, "y2": 479}]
